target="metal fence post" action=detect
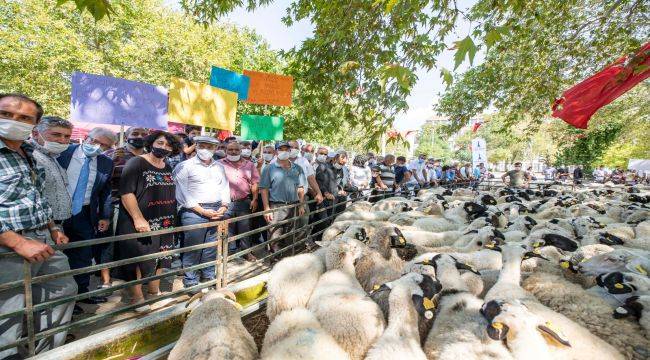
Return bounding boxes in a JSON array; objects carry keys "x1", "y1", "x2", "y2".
[
  {"x1": 23, "y1": 260, "x2": 36, "y2": 357},
  {"x1": 218, "y1": 221, "x2": 229, "y2": 288}
]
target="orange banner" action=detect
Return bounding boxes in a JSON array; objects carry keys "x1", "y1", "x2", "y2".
[{"x1": 243, "y1": 70, "x2": 293, "y2": 106}]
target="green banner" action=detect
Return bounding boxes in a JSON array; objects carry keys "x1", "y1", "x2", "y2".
[{"x1": 240, "y1": 114, "x2": 284, "y2": 140}]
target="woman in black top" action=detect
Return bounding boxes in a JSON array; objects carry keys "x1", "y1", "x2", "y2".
[{"x1": 114, "y1": 131, "x2": 180, "y2": 311}]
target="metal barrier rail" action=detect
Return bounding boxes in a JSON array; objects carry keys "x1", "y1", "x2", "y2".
[
  {"x1": 1, "y1": 178, "x2": 604, "y2": 356},
  {"x1": 0, "y1": 191, "x2": 395, "y2": 357}
]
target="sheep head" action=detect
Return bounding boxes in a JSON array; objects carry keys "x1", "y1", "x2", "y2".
[
  {"x1": 613, "y1": 295, "x2": 646, "y2": 320},
  {"x1": 417, "y1": 254, "x2": 481, "y2": 276},
  {"x1": 533, "y1": 233, "x2": 578, "y2": 252},
  {"x1": 596, "y1": 271, "x2": 650, "y2": 295},
  {"x1": 481, "y1": 300, "x2": 572, "y2": 348},
  {"x1": 577, "y1": 249, "x2": 645, "y2": 276},
  {"x1": 186, "y1": 288, "x2": 241, "y2": 312}
]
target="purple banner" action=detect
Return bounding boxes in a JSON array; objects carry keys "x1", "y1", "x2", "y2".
[{"x1": 70, "y1": 72, "x2": 168, "y2": 129}]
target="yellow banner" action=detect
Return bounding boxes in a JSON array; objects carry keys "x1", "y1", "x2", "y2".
[{"x1": 167, "y1": 78, "x2": 238, "y2": 130}]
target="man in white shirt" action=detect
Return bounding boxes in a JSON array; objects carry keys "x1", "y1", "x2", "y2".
[
  {"x1": 408, "y1": 154, "x2": 428, "y2": 187},
  {"x1": 172, "y1": 136, "x2": 230, "y2": 289},
  {"x1": 592, "y1": 165, "x2": 606, "y2": 183}
]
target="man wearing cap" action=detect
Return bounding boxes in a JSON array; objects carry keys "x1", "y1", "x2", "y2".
[
  {"x1": 173, "y1": 136, "x2": 230, "y2": 289},
  {"x1": 259, "y1": 141, "x2": 308, "y2": 254},
  {"x1": 219, "y1": 142, "x2": 259, "y2": 261}
]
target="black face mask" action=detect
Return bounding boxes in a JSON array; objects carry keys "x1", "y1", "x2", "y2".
[
  {"x1": 151, "y1": 147, "x2": 171, "y2": 159},
  {"x1": 127, "y1": 138, "x2": 145, "y2": 149}
]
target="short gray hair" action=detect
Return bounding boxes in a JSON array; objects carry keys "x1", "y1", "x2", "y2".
[
  {"x1": 125, "y1": 126, "x2": 147, "y2": 138},
  {"x1": 88, "y1": 127, "x2": 118, "y2": 145},
  {"x1": 35, "y1": 116, "x2": 73, "y2": 133}
]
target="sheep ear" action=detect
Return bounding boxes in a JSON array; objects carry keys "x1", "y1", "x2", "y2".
[
  {"x1": 541, "y1": 233, "x2": 578, "y2": 252},
  {"x1": 537, "y1": 323, "x2": 571, "y2": 347},
  {"x1": 185, "y1": 292, "x2": 205, "y2": 308}
]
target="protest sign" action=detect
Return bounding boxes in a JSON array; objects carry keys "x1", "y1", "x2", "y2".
[
  {"x1": 167, "y1": 78, "x2": 238, "y2": 131},
  {"x1": 209, "y1": 66, "x2": 250, "y2": 100},
  {"x1": 240, "y1": 115, "x2": 284, "y2": 140},
  {"x1": 167, "y1": 121, "x2": 186, "y2": 134},
  {"x1": 243, "y1": 70, "x2": 293, "y2": 106},
  {"x1": 70, "y1": 72, "x2": 168, "y2": 129}
]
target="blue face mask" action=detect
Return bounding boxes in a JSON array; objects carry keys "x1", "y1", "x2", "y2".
[{"x1": 82, "y1": 141, "x2": 102, "y2": 157}]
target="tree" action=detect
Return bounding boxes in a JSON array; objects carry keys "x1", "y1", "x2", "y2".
[
  {"x1": 437, "y1": 0, "x2": 648, "y2": 133},
  {"x1": 0, "y1": 0, "x2": 282, "y2": 124},
  {"x1": 415, "y1": 123, "x2": 453, "y2": 161}
]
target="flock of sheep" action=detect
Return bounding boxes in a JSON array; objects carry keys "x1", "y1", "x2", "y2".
[{"x1": 168, "y1": 182, "x2": 650, "y2": 360}]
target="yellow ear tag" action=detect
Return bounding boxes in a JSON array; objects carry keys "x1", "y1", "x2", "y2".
[
  {"x1": 423, "y1": 297, "x2": 435, "y2": 310},
  {"x1": 373, "y1": 284, "x2": 381, "y2": 291},
  {"x1": 492, "y1": 322, "x2": 504, "y2": 330},
  {"x1": 635, "y1": 264, "x2": 648, "y2": 275},
  {"x1": 485, "y1": 243, "x2": 494, "y2": 248},
  {"x1": 533, "y1": 248, "x2": 541, "y2": 254},
  {"x1": 533, "y1": 242, "x2": 542, "y2": 248},
  {"x1": 422, "y1": 259, "x2": 430, "y2": 265},
  {"x1": 560, "y1": 261, "x2": 570, "y2": 269},
  {"x1": 614, "y1": 283, "x2": 624, "y2": 289}
]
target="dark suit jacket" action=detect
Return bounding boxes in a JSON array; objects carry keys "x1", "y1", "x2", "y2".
[{"x1": 57, "y1": 144, "x2": 114, "y2": 227}]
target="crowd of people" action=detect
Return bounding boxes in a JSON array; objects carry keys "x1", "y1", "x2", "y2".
[
  {"x1": 0, "y1": 93, "x2": 497, "y2": 358},
  {"x1": 2, "y1": 92, "x2": 645, "y2": 358},
  {"x1": 542, "y1": 164, "x2": 648, "y2": 185}
]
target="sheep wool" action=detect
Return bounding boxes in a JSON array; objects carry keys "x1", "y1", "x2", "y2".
[
  {"x1": 266, "y1": 252, "x2": 325, "y2": 321},
  {"x1": 169, "y1": 292, "x2": 258, "y2": 360},
  {"x1": 260, "y1": 308, "x2": 351, "y2": 360}
]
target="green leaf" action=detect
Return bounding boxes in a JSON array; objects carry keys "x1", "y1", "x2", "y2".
[
  {"x1": 58, "y1": 0, "x2": 113, "y2": 20},
  {"x1": 484, "y1": 29, "x2": 501, "y2": 50},
  {"x1": 385, "y1": 0, "x2": 399, "y2": 14},
  {"x1": 339, "y1": 61, "x2": 360, "y2": 74},
  {"x1": 378, "y1": 63, "x2": 415, "y2": 91},
  {"x1": 453, "y1": 36, "x2": 477, "y2": 70},
  {"x1": 441, "y1": 67, "x2": 453, "y2": 87}
]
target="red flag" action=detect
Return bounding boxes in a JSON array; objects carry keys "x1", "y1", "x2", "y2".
[
  {"x1": 472, "y1": 122, "x2": 482, "y2": 132},
  {"x1": 552, "y1": 42, "x2": 650, "y2": 129},
  {"x1": 216, "y1": 130, "x2": 233, "y2": 141}
]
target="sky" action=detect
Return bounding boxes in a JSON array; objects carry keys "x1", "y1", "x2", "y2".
[{"x1": 167, "y1": 0, "x2": 481, "y2": 131}]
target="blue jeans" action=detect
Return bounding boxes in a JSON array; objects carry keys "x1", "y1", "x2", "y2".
[
  {"x1": 180, "y1": 203, "x2": 229, "y2": 288},
  {"x1": 228, "y1": 199, "x2": 252, "y2": 253}
]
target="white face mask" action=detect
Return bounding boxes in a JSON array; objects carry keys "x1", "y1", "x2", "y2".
[
  {"x1": 43, "y1": 140, "x2": 69, "y2": 155},
  {"x1": 277, "y1": 151, "x2": 290, "y2": 161},
  {"x1": 227, "y1": 154, "x2": 241, "y2": 162},
  {"x1": 196, "y1": 148, "x2": 214, "y2": 161},
  {"x1": 0, "y1": 118, "x2": 35, "y2": 141},
  {"x1": 241, "y1": 148, "x2": 252, "y2": 157},
  {"x1": 289, "y1": 148, "x2": 300, "y2": 158},
  {"x1": 333, "y1": 163, "x2": 343, "y2": 169},
  {"x1": 263, "y1": 153, "x2": 274, "y2": 162},
  {"x1": 316, "y1": 154, "x2": 328, "y2": 163},
  {"x1": 303, "y1": 152, "x2": 314, "y2": 162}
]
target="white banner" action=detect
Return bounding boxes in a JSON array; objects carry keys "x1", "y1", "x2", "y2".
[{"x1": 472, "y1": 137, "x2": 487, "y2": 168}]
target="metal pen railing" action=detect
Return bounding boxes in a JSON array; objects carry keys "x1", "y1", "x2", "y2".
[{"x1": 0, "y1": 190, "x2": 395, "y2": 357}]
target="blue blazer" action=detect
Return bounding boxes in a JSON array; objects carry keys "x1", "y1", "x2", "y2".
[{"x1": 57, "y1": 144, "x2": 114, "y2": 227}]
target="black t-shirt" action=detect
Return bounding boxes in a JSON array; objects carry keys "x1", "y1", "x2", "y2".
[{"x1": 116, "y1": 156, "x2": 176, "y2": 235}]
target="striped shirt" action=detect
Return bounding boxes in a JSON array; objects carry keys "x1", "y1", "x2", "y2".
[
  {"x1": 379, "y1": 164, "x2": 396, "y2": 187},
  {"x1": 0, "y1": 139, "x2": 52, "y2": 234}
]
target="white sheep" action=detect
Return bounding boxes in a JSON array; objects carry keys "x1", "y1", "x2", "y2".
[
  {"x1": 260, "y1": 308, "x2": 351, "y2": 360},
  {"x1": 365, "y1": 273, "x2": 441, "y2": 360},
  {"x1": 307, "y1": 238, "x2": 385, "y2": 360},
  {"x1": 484, "y1": 244, "x2": 626, "y2": 359},
  {"x1": 423, "y1": 254, "x2": 514, "y2": 360},
  {"x1": 354, "y1": 227, "x2": 408, "y2": 292},
  {"x1": 265, "y1": 252, "x2": 325, "y2": 321},
  {"x1": 480, "y1": 299, "x2": 572, "y2": 360},
  {"x1": 523, "y1": 271, "x2": 650, "y2": 359},
  {"x1": 169, "y1": 290, "x2": 258, "y2": 360},
  {"x1": 577, "y1": 248, "x2": 650, "y2": 276}
]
